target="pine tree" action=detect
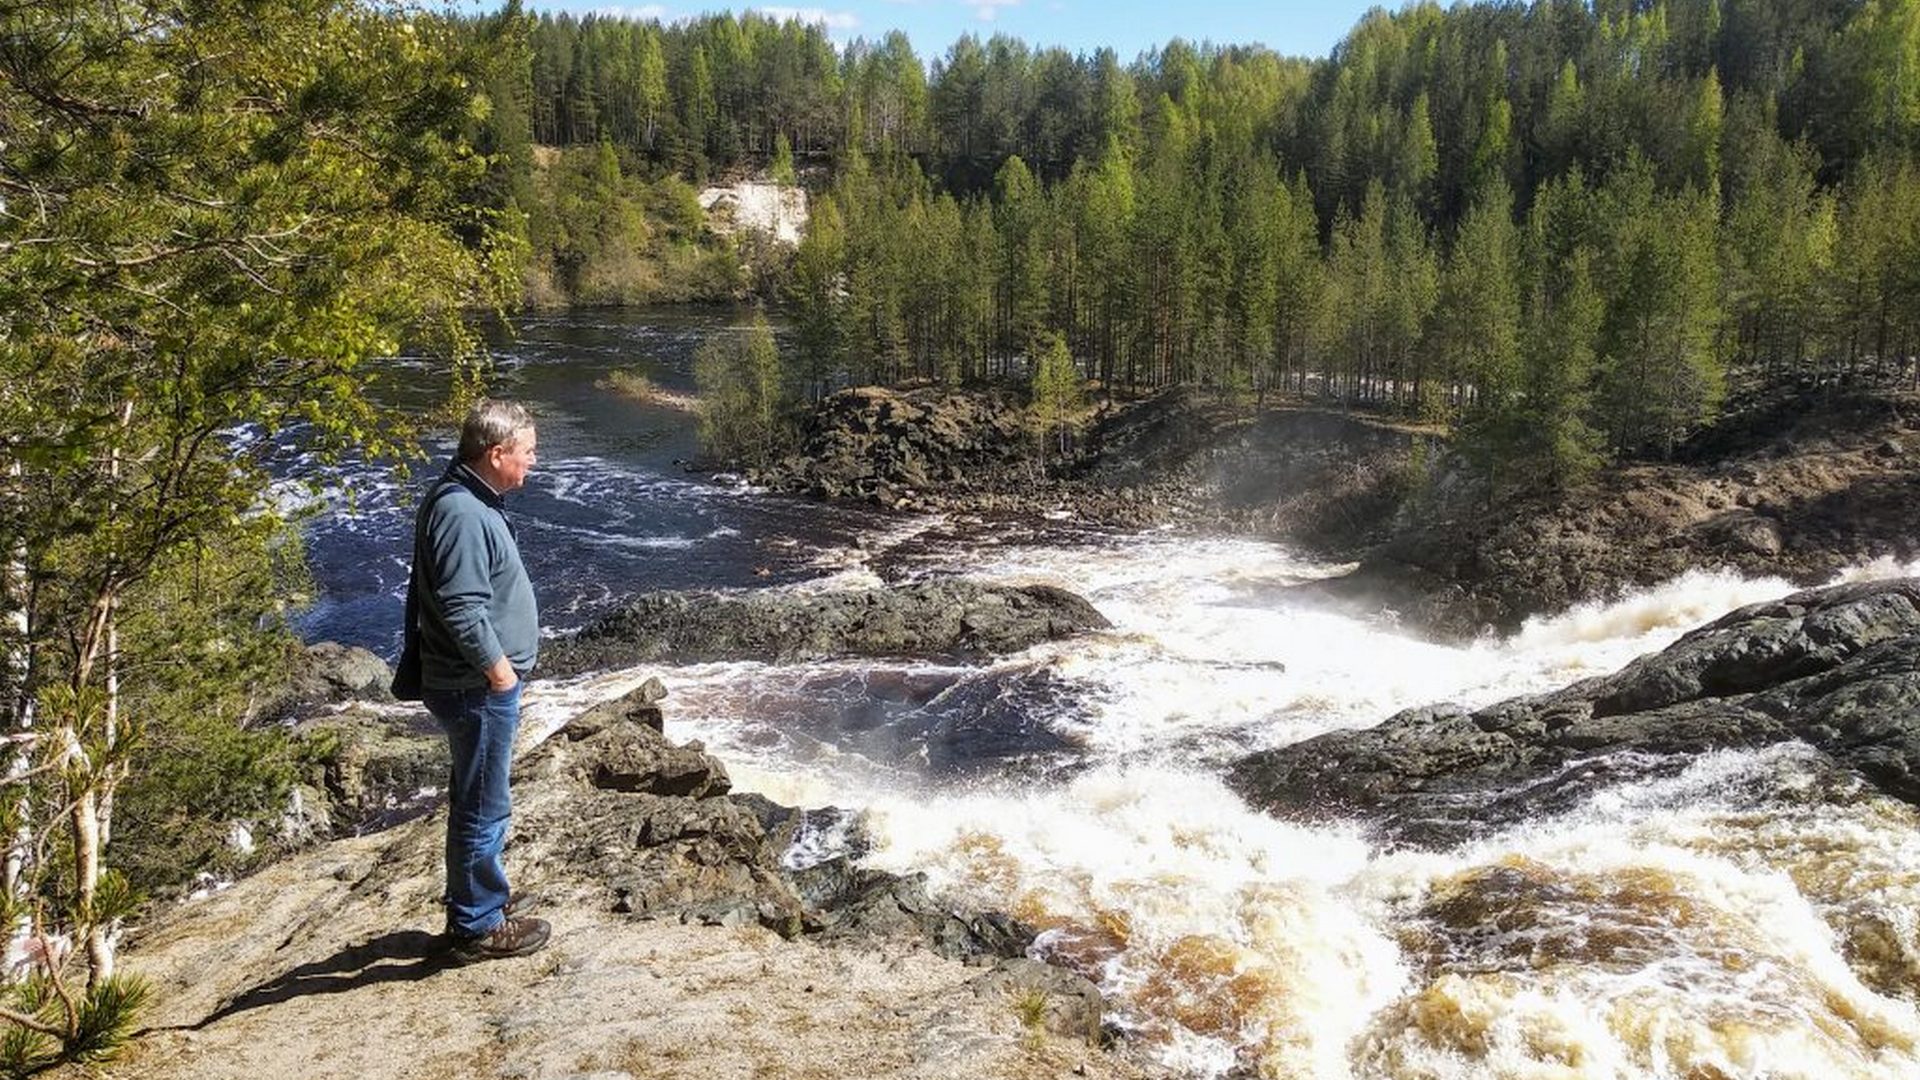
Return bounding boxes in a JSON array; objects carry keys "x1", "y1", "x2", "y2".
[
  {"x1": 789, "y1": 197, "x2": 848, "y2": 399},
  {"x1": 993, "y1": 155, "x2": 1051, "y2": 373},
  {"x1": 1511, "y1": 174, "x2": 1606, "y2": 490},
  {"x1": 1592, "y1": 157, "x2": 1726, "y2": 457},
  {"x1": 1029, "y1": 334, "x2": 1086, "y2": 455},
  {"x1": 1438, "y1": 179, "x2": 1523, "y2": 429}
]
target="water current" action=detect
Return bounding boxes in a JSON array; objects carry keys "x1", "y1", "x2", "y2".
[{"x1": 294, "y1": 309, "x2": 1920, "y2": 1079}]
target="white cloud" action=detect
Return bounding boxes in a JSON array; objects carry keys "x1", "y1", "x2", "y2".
[
  {"x1": 592, "y1": 4, "x2": 668, "y2": 19},
  {"x1": 963, "y1": 0, "x2": 1019, "y2": 21},
  {"x1": 755, "y1": 5, "x2": 862, "y2": 29}
]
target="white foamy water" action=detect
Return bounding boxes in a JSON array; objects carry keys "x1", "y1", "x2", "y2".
[{"x1": 523, "y1": 533, "x2": 1920, "y2": 1078}]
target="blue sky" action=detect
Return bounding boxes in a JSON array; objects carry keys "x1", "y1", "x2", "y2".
[{"x1": 540, "y1": 1, "x2": 1385, "y2": 62}]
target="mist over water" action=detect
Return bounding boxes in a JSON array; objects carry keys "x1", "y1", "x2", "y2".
[{"x1": 302, "y1": 311, "x2": 1920, "y2": 1078}]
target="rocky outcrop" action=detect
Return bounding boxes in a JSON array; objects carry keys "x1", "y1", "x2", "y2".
[
  {"x1": 540, "y1": 579, "x2": 1111, "y2": 677},
  {"x1": 260, "y1": 641, "x2": 394, "y2": 718},
  {"x1": 755, "y1": 384, "x2": 1920, "y2": 640},
  {"x1": 121, "y1": 698, "x2": 1135, "y2": 1080},
  {"x1": 119, "y1": 675, "x2": 1139, "y2": 1080},
  {"x1": 750, "y1": 386, "x2": 1034, "y2": 508},
  {"x1": 503, "y1": 684, "x2": 1044, "y2": 962},
  {"x1": 1316, "y1": 388, "x2": 1920, "y2": 636},
  {"x1": 747, "y1": 384, "x2": 1424, "y2": 535},
  {"x1": 294, "y1": 706, "x2": 448, "y2": 835},
  {"x1": 1229, "y1": 578, "x2": 1920, "y2": 846}
]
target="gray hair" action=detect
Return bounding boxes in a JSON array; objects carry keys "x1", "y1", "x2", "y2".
[{"x1": 458, "y1": 399, "x2": 535, "y2": 461}]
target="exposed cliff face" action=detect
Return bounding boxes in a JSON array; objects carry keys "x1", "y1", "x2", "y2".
[
  {"x1": 1228, "y1": 578, "x2": 1920, "y2": 847},
  {"x1": 698, "y1": 180, "x2": 808, "y2": 246},
  {"x1": 107, "y1": 684, "x2": 1147, "y2": 1080}
]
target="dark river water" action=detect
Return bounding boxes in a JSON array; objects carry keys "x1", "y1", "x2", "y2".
[{"x1": 291, "y1": 306, "x2": 904, "y2": 654}]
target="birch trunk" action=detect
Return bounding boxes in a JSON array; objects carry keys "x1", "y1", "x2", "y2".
[{"x1": 2, "y1": 458, "x2": 33, "y2": 907}]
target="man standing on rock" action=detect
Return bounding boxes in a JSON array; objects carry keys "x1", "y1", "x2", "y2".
[{"x1": 412, "y1": 399, "x2": 551, "y2": 963}]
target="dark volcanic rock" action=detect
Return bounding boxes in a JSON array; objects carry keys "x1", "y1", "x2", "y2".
[
  {"x1": 787, "y1": 857, "x2": 1036, "y2": 960},
  {"x1": 540, "y1": 579, "x2": 1111, "y2": 677},
  {"x1": 749, "y1": 386, "x2": 1035, "y2": 507},
  {"x1": 1229, "y1": 578, "x2": 1920, "y2": 845}
]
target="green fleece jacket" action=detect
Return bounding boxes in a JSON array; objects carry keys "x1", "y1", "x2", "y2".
[{"x1": 415, "y1": 464, "x2": 540, "y2": 690}]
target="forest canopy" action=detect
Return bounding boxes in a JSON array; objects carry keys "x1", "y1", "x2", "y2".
[{"x1": 480, "y1": 0, "x2": 1920, "y2": 475}]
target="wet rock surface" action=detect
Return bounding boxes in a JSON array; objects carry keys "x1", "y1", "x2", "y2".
[
  {"x1": 263, "y1": 641, "x2": 394, "y2": 718},
  {"x1": 540, "y1": 578, "x2": 1112, "y2": 676},
  {"x1": 510, "y1": 685, "x2": 1049, "y2": 962},
  {"x1": 1229, "y1": 578, "x2": 1920, "y2": 846}
]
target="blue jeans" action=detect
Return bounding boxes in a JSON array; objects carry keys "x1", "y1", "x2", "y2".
[{"x1": 423, "y1": 682, "x2": 521, "y2": 937}]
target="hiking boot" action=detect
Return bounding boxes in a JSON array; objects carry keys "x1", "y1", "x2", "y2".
[
  {"x1": 447, "y1": 916, "x2": 550, "y2": 965},
  {"x1": 440, "y1": 890, "x2": 542, "y2": 922}
]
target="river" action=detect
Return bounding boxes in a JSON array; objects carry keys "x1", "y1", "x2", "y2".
[{"x1": 293, "y1": 308, "x2": 1920, "y2": 1079}]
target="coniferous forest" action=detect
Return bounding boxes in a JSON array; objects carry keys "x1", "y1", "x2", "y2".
[{"x1": 469, "y1": 0, "x2": 1920, "y2": 482}]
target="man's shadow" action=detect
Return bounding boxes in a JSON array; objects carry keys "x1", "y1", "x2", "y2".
[{"x1": 182, "y1": 930, "x2": 456, "y2": 1031}]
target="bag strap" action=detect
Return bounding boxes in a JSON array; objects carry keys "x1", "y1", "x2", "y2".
[{"x1": 400, "y1": 473, "x2": 461, "y2": 653}]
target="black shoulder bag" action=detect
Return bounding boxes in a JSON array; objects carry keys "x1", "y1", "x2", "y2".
[{"x1": 390, "y1": 477, "x2": 456, "y2": 701}]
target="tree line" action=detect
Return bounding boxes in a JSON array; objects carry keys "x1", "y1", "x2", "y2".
[{"x1": 484, "y1": 0, "x2": 1920, "y2": 481}]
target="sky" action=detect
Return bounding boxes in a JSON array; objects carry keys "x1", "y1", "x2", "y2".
[{"x1": 538, "y1": 1, "x2": 1388, "y2": 62}]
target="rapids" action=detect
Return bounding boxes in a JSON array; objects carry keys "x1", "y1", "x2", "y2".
[
  {"x1": 297, "y1": 310, "x2": 1920, "y2": 1078},
  {"x1": 526, "y1": 539, "x2": 1920, "y2": 1079}
]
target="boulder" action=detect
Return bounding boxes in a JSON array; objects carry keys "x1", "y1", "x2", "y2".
[
  {"x1": 1229, "y1": 578, "x2": 1920, "y2": 845},
  {"x1": 787, "y1": 858, "x2": 1035, "y2": 960},
  {"x1": 265, "y1": 641, "x2": 395, "y2": 718},
  {"x1": 294, "y1": 705, "x2": 448, "y2": 835},
  {"x1": 516, "y1": 684, "x2": 1042, "y2": 959}
]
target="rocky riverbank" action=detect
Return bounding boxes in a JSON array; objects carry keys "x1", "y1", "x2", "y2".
[
  {"x1": 1315, "y1": 387, "x2": 1920, "y2": 636},
  {"x1": 746, "y1": 384, "x2": 1427, "y2": 542},
  {"x1": 751, "y1": 383, "x2": 1920, "y2": 639},
  {"x1": 104, "y1": 682, "x2": 1148, "y2": 1080},
  {"x1": 1227, "y1": 576, "x2": 1920, "y2": 847},
  {"x1": 258, "y1": 575, "x2": 1113, "y2": 847}
]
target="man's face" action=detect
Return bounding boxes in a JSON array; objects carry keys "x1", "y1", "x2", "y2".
[{"x1": 488, "y1": 427, "x2": 538, "y2": 492}]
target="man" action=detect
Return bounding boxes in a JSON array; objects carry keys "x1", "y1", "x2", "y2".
[{"x1": 414, "y1": 399, "x2": 550, "y2": 963}]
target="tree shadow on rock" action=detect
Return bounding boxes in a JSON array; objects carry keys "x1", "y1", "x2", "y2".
[{"x1": 185, "y1": 929, "x2": 455, "y2": 1030}]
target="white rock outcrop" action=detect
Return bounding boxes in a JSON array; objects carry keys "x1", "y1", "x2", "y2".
[{"x1": 698, "y1": 180, "x2": 808, "y2": 246}]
